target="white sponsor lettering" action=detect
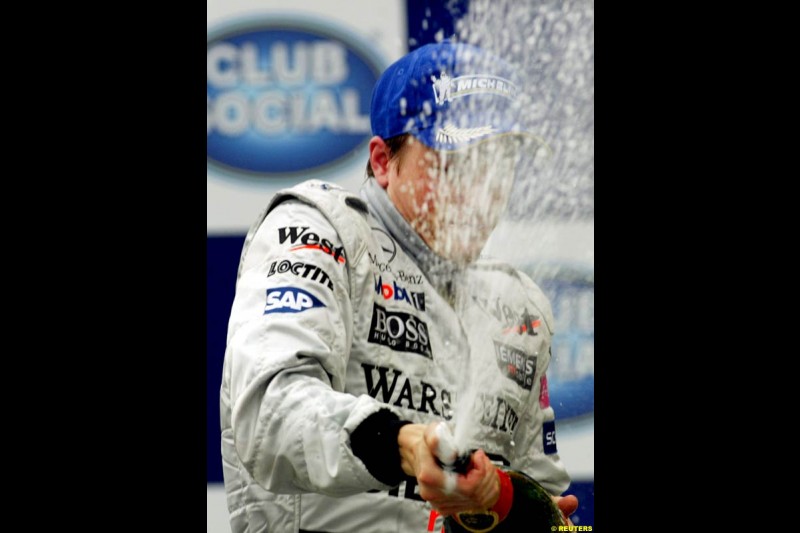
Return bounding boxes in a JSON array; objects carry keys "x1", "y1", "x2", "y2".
[{"x1": 207, "y1": 40, "x2": 370, "y2": 136}]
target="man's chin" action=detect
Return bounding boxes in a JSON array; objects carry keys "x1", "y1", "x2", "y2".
[
  {"x1": 432, "y1": 224, "x2": 493, "y2": 265},
  {"x1": 434, "y1": 242, "x2": 483, "y2": 265}
]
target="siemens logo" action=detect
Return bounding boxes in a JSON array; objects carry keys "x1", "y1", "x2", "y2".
[{"x1": 207, "y1": 18, "x2": 384, "y2": 178}]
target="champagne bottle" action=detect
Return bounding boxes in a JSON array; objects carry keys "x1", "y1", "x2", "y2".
[
  {"x1": 433, "y1": 424, "x2": 566, "y2": 533},
  {"x1": 443, "y1": 467, "x2": 567, "y2": 533}
]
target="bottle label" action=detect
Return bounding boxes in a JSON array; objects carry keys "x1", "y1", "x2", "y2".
[{"x1": 454, "y1": 510, "x2": 500, "y2": 533}]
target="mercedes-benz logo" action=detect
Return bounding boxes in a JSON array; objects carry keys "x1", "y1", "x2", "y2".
[{"x1": 371, "y1": 227, "x2": 397, "y2": 263}]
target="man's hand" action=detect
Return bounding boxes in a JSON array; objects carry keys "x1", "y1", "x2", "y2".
[
  {"x1": 552, "y1": 494, "x2": 579, "y2": 526},
  {"x1": 398, "y1": 422, "x2": 500, "y2": 516}
]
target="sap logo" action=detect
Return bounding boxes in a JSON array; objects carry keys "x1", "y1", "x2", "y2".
[
  {"x1": 278, "y1": 226, "x2": 346, "y2": 264},
  {"x1": 493, "y1": 341, "x2": 537, "y2": 390},
  {"x1": 368, "y1": 303, "x2": 432, "y2": 358},
  {"x1": 264, "y1": 287, "x2": 325, "y2": 314},
  {"x1": 267, "y1": 259, "x2": 334, "y2": 290},
  {"x1": 206, "y1": 18, "x2": 382, "y2": 178},
  {"x1": 542, "y1": 420, "x2": 558, "y2": 454},
  {"x1": 374, "y1": 275, "x2": 426, "y2": 310}
]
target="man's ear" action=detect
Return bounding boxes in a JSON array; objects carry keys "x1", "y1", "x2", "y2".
[{"x1": 369, "y1": 136, "x2": 391, "y2": 188}]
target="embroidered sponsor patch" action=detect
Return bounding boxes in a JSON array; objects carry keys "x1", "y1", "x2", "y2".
[
  {"x1": 542, "y1": 420, "x2": 558, "y2": 455},
  {"x1": 374, "y1": 275, "x2": 426, "y2": 311},
  {"x1": 268, "y1": 259, "x2": 334, "y2": 291},
  {"x1": 277, "y1": 226, "x2": 346, "y2": 264},
  {"x1": 493, "y1": 340, "x2": 536, "y2": 390},
  {"x1": 264, "y1": 287, "x2": 325, "y2": 314},
  {"x1": 368, "y1": 303, "x2": 432, "y2": 358}
]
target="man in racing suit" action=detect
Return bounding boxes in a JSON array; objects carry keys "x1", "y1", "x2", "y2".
[{"x1": 220, "y1": 41, "x2": 578, "y2": 533}]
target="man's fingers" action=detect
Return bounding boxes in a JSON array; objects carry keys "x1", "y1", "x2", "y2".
[
  {"x1": 442, "y1": 470, "x2": 457, "y2": 495},
  {"x1": 557, "y1": 494, "x2": 579, "y2": 517}
]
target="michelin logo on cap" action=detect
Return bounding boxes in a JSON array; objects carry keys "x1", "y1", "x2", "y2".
[
  {"x1": 369, "y1": 41, "x2": 531, "y2": 152},
  {"x1": 430, "y1": 71, "x2": 518, "y2": 144},
  {"x1": 431, "y1": 72, "x2": 518, "y2": 105}
]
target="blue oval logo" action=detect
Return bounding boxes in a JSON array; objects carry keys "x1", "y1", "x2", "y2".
[
  {"x1": 522, "y1": 263, "x2": 594, "y2": 422},
  {"x1": 207, "y1": 18, "x2": 384, "y2": 178}
]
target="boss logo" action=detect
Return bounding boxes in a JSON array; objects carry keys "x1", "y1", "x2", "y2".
[{"x1": 368, "y1": 303, "x2": 432, "y2": 359}]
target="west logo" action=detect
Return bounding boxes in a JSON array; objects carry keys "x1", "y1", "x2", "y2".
[
  {"x1": 277, "y1": 226, "x2": 346, "y2": 264},
  {"x1": 264, "y1": 287, "x2": 325, "y2": 314},
  {"x1": 368, "y1": 303, "x2": 432, "y2": 358},
  {"x1": 268, "y1": 259, "x2": 334, "y2": 291},
  {"x1": 374, "y1": 275, "x2": 426, "y2": 311},
  {"x1": 493, "y1": 341, "x2": 537, "y2": 390}
]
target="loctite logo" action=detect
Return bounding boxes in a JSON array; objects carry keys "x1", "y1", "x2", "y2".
[
  {"x1": 277, "y1": 226, "x2": 346, "y2": 264},
  {"x1": 207, "y1": 18, "x2": 383, "y2": 177},
  {"x1": 267, "y1": 259, "x2": 334, "y2": 291},
  {"x1": 368, "y1": 304, "x2": 432, "y2": 358}
]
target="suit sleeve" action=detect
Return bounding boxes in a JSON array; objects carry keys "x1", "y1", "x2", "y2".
[
  {"x1": 507, "y1": 271, "x2": 572, "y2": 496},
  {"x1": 222, "y1": 199, "x2": 402, "y2": 496}
]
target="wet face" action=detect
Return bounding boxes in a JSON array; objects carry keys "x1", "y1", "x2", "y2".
[{"x1": 371, "y1": 135, "x2": 521, "y2": 264}]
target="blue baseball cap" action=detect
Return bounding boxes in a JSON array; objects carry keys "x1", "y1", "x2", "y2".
[{"x1": 370, "y1": 41, "x2": 531, "y2": 152}]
